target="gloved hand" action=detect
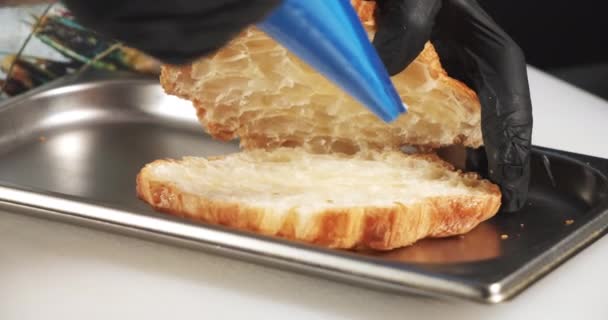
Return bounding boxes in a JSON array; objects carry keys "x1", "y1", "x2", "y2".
[
  {"x1": 60, "y1": 0, "x2": 282, "y2": 65},
  {"x1": 368, "y1": 0, "x2": 533, "y2": 212}
]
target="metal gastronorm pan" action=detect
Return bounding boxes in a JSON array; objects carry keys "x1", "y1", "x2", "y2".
[{"x1": 0, "y1": 71, "x2": 606, "y2": 304}]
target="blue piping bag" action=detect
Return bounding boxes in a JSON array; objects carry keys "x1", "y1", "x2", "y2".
[{"x1": 257, "y1": 0, "x2": 406, "y2": 123}]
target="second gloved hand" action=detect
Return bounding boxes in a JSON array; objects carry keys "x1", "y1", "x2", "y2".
[
  {"x1": 61, "y1": 0, "x2": 282, "y2": 65},
  {"x1": 369, "y1": 0, "x2": 533, "y2": 212}
]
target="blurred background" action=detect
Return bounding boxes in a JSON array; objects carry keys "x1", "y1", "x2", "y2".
[
  {"x1": 1, "y1": 1, "x2": 607, "y2": 101},
  {"x1": 0, "y1": 3, "x2": 160, "y2": 100},
  {"x1": 480, "y1": 1, "x2": 608, "y2": 101}
]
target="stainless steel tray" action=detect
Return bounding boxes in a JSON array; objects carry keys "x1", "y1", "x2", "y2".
[{"x1": 1, "y1": 71, "x2": 607, "y2": 304}]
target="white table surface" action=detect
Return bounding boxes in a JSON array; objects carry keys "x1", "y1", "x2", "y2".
[{"x1": 1, "y1": 67, "x2": 607, "y2": 319}]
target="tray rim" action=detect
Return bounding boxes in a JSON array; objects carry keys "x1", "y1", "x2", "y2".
[{"x1": 0, "y1": 70, "x2": 607, "y2": 304}]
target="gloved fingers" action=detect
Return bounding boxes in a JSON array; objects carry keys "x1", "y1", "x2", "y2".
[
  {"x1": 438, "y1": 0, "x2": 533, "y2": 212},
  {"x1": 429, "y1": 37, "x2": 477, "y2": 90},
  {"x1": 62, "y1": 0, "x2": 282, "y2": 65},
  {"x1": 465, "y1": 146, "x2": 529, "y2": 212},
  {"x1": 370, "y1": 0, "x2": 442, "y2": 75},
  {"x1": 465, "y1": 147, "x2": 488, "y2": 178}
]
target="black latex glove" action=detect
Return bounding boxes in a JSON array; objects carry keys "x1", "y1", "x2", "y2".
[
  {"x1": 60, "y1": 0, "x2": 282, "y2": 65},
  {"x1": 369, "y1": 0, "x2": 533, "y2": 212}
]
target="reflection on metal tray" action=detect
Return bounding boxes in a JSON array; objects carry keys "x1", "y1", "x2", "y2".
[{"x1": 0, "y1": 71, "x2": 606, "y2": 304}]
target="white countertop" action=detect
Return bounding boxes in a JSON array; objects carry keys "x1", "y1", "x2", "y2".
[{"x1": 1, "y1": 67, "x2": 607, "y2": 319}]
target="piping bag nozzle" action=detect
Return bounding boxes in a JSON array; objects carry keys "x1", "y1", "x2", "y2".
[{"x1": 257, "y1": 0, "x2": 406, "y2": 123}]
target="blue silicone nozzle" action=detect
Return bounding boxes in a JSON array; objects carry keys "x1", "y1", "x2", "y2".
[{"x1": 257, "y1": 0, "x2": 406, "y2": 123}]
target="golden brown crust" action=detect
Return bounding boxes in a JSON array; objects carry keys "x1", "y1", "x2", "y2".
[
  {"x1": 352, "y1": 0, "x2": 376, "y2": 26},
  {"x1": 136, "y1": 155, "x2": 500, "y2": 251}
]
